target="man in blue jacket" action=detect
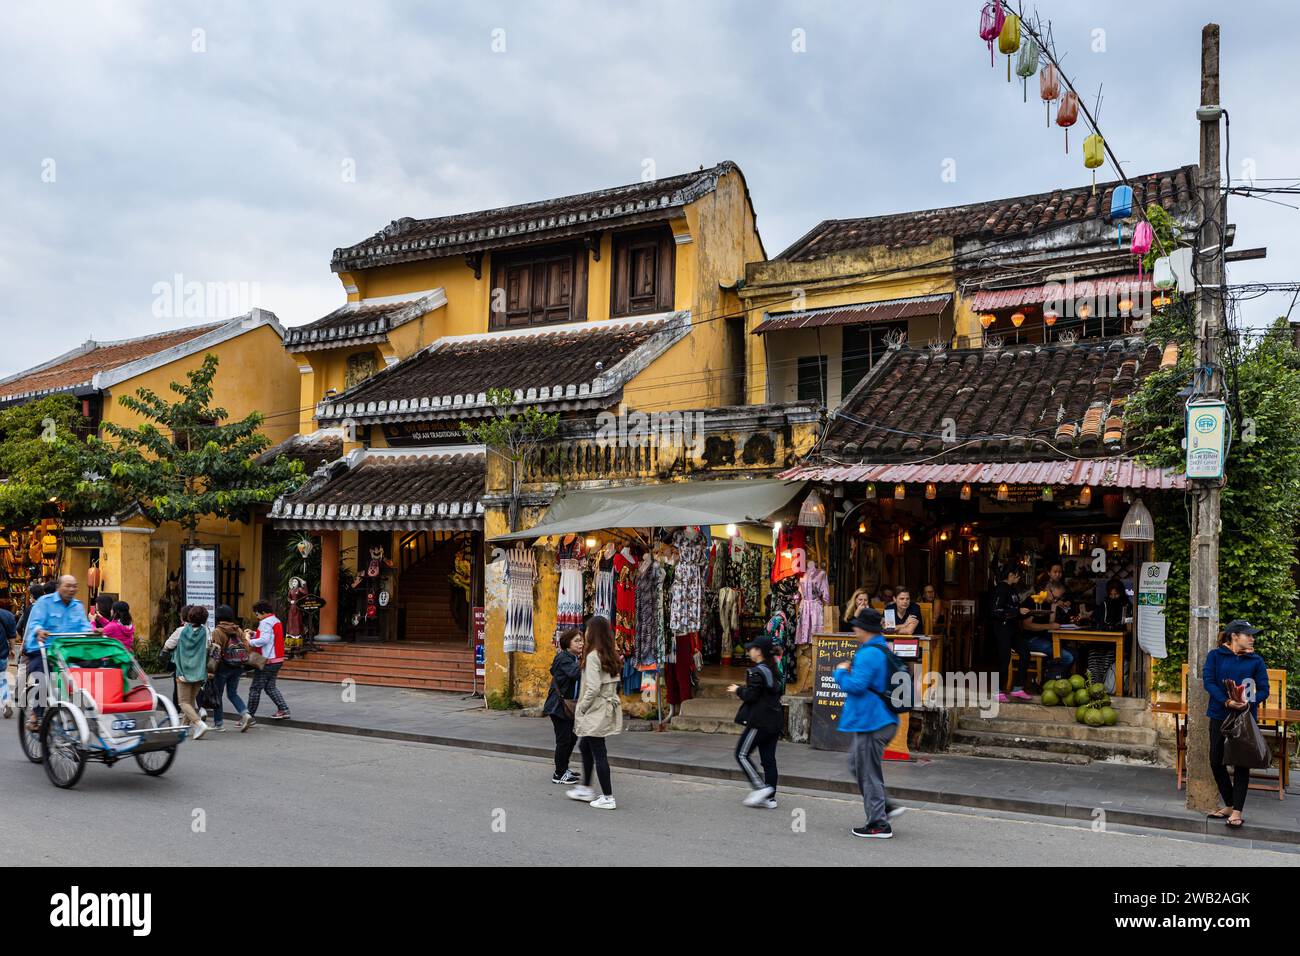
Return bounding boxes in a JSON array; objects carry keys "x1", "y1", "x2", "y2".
[
  {"x1": 834, "y1": 608, "x2": 905, "y2": 839},
  {"x1": 22, "y1": 575, "x2": 92, "y2": 730}
]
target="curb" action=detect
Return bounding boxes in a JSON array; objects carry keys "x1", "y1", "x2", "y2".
[{"x1": 273, "y1": 717, "x2": 1300, "y2": 847}]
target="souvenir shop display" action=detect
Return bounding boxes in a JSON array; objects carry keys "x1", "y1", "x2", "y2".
[
  {"x1": 349, "y1": 544, "x2": 394, "y2": 638},
  {"x1": 593, "y1": 544, "x2": 615, "y2": 622},
  {"x1": 613, "y1": 544, "x2": 640, "y2": 659},
  {"x1": 553, "y1": 534, "x2": 585, "y2": 643},
  {"x1": 795, "y1": 561, "x2": 829, "y2": 645},
  {"x1": 503, "y1": 545, "x2": 537, "y2": 654}
]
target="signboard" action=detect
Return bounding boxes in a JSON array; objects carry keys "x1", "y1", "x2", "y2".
[
  {"x1": 473, "y1": 606, "x2": 486, "y2": 678},
  {"x1": 63, "y1": 530, "x2": 103, "y2": 549},
  {"x1": 183, "y1": 545, "x2": 219, "y2": 625},
  {"x1": 383, "y1": 421, "x2": 469, "y2": 447},
  {"x1": 810, "y1": 635, "x2": 860, "y2": 752},
  {"x1": 1137, "y1": 561, "x2": 1171, "y2": 659},
  {"x1": 1185, "y1": 400, "x2": 1227, "y2": 480}
]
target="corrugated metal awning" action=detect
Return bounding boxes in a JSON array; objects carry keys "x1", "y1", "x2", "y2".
[
  {"x1": 779, "y1": 458, "x2": 1184, "y2": 490},
  {"x1": 968, "y1": 275, "x2": 1154, "y2": 312},
  {"x1": 753, "y1": 294, "x2": 951, "y2": 334}
]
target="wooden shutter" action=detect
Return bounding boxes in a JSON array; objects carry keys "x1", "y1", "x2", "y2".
[
  {"x1": 489, "y1": 242, "x2": 587, "y2": 329},
  {"x1": 612, "y1": 226, "x2": 675, "y2": 317}
]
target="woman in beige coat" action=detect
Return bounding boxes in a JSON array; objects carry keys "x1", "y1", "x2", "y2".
[{"x1": 566, "y1": 616, "x2": 622, "y2": 809}]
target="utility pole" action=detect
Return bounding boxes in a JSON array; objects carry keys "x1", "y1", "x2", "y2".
[{"x1": 1184, "y1": 22, "x2": 1225, "y2": 814}]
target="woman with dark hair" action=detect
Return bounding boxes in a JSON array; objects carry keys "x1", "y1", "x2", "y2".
[
  {"x1": 91, "y1": 594, "x2": 114, "y2": 630},
  {"x1": 209, "y1": 604, "x2": 255, "y2": 733},
  {"x1": 729, "y1": 635, "x2": 783, "y2": 808},
  {"x1": 543, "y1": 628, "x2": 584, "y2": 784},
  {"x1": 566, "y1": 615, "x2": 622, "y2": 810},
  {"x1": 990, "y1": 566, "x2": 1032, "y2": 703},
  {"x1": 1204, "y1": 621, "x2": 1270, "y2": 828},
  {"x1": 101, "y1": 601, "x2": 134, "y2": 650},
  {"x1": 164, "y1": 605, "x2": 212, "y2": 739}
]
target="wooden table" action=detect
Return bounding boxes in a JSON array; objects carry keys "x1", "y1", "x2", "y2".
[
  {"x1": 1151, "y1": 702, "x2": 1300, "y2": 798},
  {"x1": 1052, "y1": 629, "x2": 1126, "y2": 696}
]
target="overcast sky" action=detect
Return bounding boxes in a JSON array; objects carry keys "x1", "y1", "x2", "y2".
[{"x1": 2, "y1": 0, "x2": 1295, "y2": 377}]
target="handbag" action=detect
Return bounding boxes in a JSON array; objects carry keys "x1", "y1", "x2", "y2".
[
  {"x1": 562, "y1": 672, "x2": 578, "y2": 718},
  {"x1": 246, "y1": 651, "x2": 266, "y2": 671},
  {"x1": 1221, "y1": 707, "x2": 1271, "y2": 769}
]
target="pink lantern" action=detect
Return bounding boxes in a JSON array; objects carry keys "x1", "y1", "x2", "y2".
[
  {"x1": 1131, "y1": 220, "x2": 1154, "y2": 277},
  {"x1": 979, "y1": 2, "x2": 1006, "y2": 67}
]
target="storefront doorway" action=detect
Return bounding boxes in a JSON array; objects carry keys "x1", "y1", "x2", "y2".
[{"x1": 396, "y1": 531, "x2": 475, "y2": 644}]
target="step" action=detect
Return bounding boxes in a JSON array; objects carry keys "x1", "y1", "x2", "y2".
[
  {"x1": 282, "y1": 660, "x2": 473, "y2": 681},
  {"x1": 951, "y1": 728, "x2": 1158, "y2": 763},
  {"x1": 677, "y1": 697, "x2": 740, "y2": 720},
  {"x1": 278, "y1": 670, "x2": 475, "y2": 692},
  {"x1": 668, "y1": 714, "x2": 743, "y2": 735},
  {"x1": 956, "y1": 715, "x2": 1158, "y2": 747},
  {"x1": 310, "y1": 645, "x2": 471, "y2": 663},
  {"x1": 955, "y1": 697, "x2": 1153, "y2": 728},
  {"x1": 948, "y1": 743, "x2": 1092, "y2": 766}
]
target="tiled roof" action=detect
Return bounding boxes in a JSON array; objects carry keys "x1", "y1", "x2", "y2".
[
  {"x1": 778, "y1": 166, "x2": 1197, "y2": 261},
  {"x1": 331, "y1": 162, "x2": 738, "y2": 272},
  {"x1": 780, "y1": 459, "x2": 1185, "y2": 491},
  {"x1": 315, "y1": 312, "x2": 691, "y2": 425},
  {"x1": 256, "y1": 431, "x2": 345, "y2": 473},
  {"x1": 754, "y1": 294, "x2": 951, "y2": 334},
  {"x1": 284, "y1": 289, "x2": 447, "y2": 351},
  {"x1": 968, "y1": 275, "x2": 1154, "y2": 312},
  {"x1": 822, "y1": 338, "x2": 1170, "y2": 462},
  {"x1": 0, "y1": 323, "x2": 224, "y2": 401},
  {"x1": 270, "y1": 447, "x2": 486, "y2": 530}
]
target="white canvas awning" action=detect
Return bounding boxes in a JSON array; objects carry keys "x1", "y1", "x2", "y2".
[{"x1": 490, "y1": 478, "x2": 806, "y2": 542}]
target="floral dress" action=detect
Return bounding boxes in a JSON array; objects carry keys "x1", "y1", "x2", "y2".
[
  {"x1": 613, "y1": 550, "x2": 638, "y2": 659},
  {"x1": 554, "y1": 537, "x2": 585, "y2": 644},
  {"x1": 670, "y1": 530, "x2": 707, "y2": 636}
]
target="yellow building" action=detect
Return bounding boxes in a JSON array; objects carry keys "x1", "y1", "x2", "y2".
[{"x1": 0, "y1": 309, "x2": 300, "y2": 641}]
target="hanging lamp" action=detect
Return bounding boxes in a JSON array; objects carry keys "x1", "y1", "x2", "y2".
[
  {"x1": 960, "y1": 483, "x2": 972, "y2": 501},
  {"x1": 1131, "y1": 220, "x2": 1154, "y2": 279},
  {"x1": 1079, "y1": 485, "x2": 1093, "y2": 506},
  {"x1": 1120, "y1": 497, "x2": 1154, "y2": 542},
  {"x1": 894, "y1": 483, "x2": 906, "y2": 500},
  {"x1": 978, "y1": 1, "x2": 1006, "y2": 68},
  {"x1": 1083, "y1": 133, "x2": 1105, "y2": 193},
  {"x1": 925, "y1": 482, "x2": 937, "y2": 500},
  {"x1": 1057, "y1": 90, "x2": 1079, "y2": 153},
  {"x1": 980, "y1": 313, "x2": 995, "y2": 329},
  {"x1": 1040, "y1": 63, "x2": 1060, "y2": 126},
  {"x1": 864, "y1": 482, "x2": 876, "y2": 501},
  {"x1": 1015, "y1": 34, "x2": 1039, "y2": 102},
  {"x1": 1109, "y1": 185, "x2": 1133, "y2": 248},
  {"x1": 1044, "y1": 311, "x2": 1058, "y2": 326},
  {"x1": 996, "y1": 482, "x2": 1010, "y2": 502},
  {"x1": 1011, "y1": 311, "x2": 1025, "y2": 328},
  {"x1": 798, "y1": 488, "x2": 827, "y2": 527},
  {"x1": 998, "y1": 13, "x2": 1021, "y2": 82}
]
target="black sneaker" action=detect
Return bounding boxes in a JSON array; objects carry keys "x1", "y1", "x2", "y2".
[
  {"x1": 852, "y1": 822, "x2": 894, "y2": 839},
  {"x1": 552, "y1": 770, "x2": 580, "y2": 785}
]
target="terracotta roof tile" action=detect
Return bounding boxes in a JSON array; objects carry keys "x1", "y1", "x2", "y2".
[
  {"x1": 778, "y1": 166, "x2": 1197, "y2": 261},
  {"x1": 824, "y1": 338, "x2": 1164, "y2": 462},
  {"x1": 284, "y1": 290, "x2": 446, "y2": 351},
  {"x1": 256, "y1": 432, "x2": 344, "y2": 472}
]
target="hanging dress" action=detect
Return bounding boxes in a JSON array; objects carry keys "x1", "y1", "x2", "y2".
[
  {"x1": 503, "y1": 548, "x2": 537, "y2": 654},
  {"x1": 594, "y1": 552, "x2": 615, "y2": 623},
  {"x1": 554, "y1": 537, "x2": 585, "y2": 644},
  {"x1": 670, "y1": 529, "x2": 707, "y2": 635},
  {"x1": 635, "y1": 558, "x2": 663, "y2": 665},
  {"x1": 613, "y1": 550, "x2": 639, "y2": 659},
  {"x1": 796, "y1": 564, "x2": 829, "y2": 645}
]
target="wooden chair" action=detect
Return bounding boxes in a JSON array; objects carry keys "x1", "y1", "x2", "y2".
[
  {"x1": 918, "y1": 601, "x2": 934, "y2": 636},
  {"x1": 947, "y1": 600, "x2": 977, "y2": 672},
  {"x1": 1005, "y1": 649, "x2": 1045, "y2": 692},
  {"x1": 870, "y1": 600, "x2": 886, "y2": 611},
  {"x1": 1174, "y1": 663, "x2": 1188, "y2": 789},
  {"x1": 1253, "y1": 668, "x2": 1289, "y2": 799}
]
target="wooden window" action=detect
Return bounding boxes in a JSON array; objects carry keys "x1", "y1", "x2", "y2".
[
  {"x1": 490, "y1": 242, "x2": 588, "y2": 329},
  {"x1": 842, "y1": 322, "x2": 907, "y2": 396},
  {"x1": 611, "y1": 226, "x2": 675, "y2": 317}
]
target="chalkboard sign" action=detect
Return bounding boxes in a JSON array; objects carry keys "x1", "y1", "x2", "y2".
[{"x1": 810, "y1": 634, "x2": 861, "y2": 752}]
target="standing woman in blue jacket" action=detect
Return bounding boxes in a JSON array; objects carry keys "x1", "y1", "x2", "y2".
[
  {"x1": 1202, "y1": 620, "x2": 1270, "y2": 828},
  {"x1": 834, "y1": 607, "x2": 905, "y2": 839}
]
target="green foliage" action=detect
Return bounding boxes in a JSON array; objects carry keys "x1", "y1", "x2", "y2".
[
  {"x1": 0, "y1": 395, "x2": 95, "y2": 525},
  {"x1": 1141, "y1": 203, "x2": 1182, "y2": 273},
  {"x1": 76, "y1": 354, "x2": 305, "y2": 534},
  {"x1": 459, "y1": 386, "x2": 560, "y2": 532},
  {"x1": 1128, "y1": 315, "x2": 1300, "y2": 701}
]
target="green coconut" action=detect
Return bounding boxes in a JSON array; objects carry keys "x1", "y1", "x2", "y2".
[
  {"x1": 1100, "y1": 707, "x2": 1119, "y2": 726},
  {"x1": 1068, "y1": 674, "x2": 1087, "y2": 690},
  {"x1": 1075, "y1": 705, "x2": 1090, "y2": 723},
  {"x1": 1041, "y1": 689, "x2": 1060, "y2": 706},
  {"x1": 1084, "y1": 708, "x2": 1105, "y2": 727}
]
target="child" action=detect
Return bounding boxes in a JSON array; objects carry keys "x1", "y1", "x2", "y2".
[
  {"x1": 101, "y1": 601, "x2": 135, "y2": 650},
  {"x1": 91, "y1": 594, "x2": 114, "y2": 631},
  {"x1": 247, "y1": 599, "x2": 290, "y2": 719},
  {"x1": 728, "y1": 635, "x2": 783, "y2": 808}
]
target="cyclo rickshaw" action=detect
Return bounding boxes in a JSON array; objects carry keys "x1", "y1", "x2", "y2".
[{"x1": 16, "y1": 632, "x2": 188, "y2": 788}]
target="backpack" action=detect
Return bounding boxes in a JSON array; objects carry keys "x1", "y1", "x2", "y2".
[{"x1": 865, "y1": 643, "x2": 911, "y2": 714}]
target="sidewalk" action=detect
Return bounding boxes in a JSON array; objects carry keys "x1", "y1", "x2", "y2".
[{"x1": 268, "y1": 680, "x2": 1300, "y2": 846}]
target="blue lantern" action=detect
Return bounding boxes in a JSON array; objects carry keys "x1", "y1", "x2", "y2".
[{"x1": 1109, "y1": 185, "x2": 1134, "y2": 248}]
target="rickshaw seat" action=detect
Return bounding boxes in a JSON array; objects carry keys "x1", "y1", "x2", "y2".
[{"x1": 67, "y1": 667, "x2": 154, "y2": 714}]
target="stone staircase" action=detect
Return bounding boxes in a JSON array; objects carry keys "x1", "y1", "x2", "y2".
[
  {"x1": 279, "y1": 642, "x2": 476, "y2": 693},
  {"x1": 949, "y1": 696, "x2": 1159, "y2": 765},
  {"x1": 670, "y1": 671, "x2": 747, "y2": 734}
]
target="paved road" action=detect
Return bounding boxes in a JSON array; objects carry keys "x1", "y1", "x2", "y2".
[{"x1": 0, "y1": 724, "x2": 1293, "y2": 866}]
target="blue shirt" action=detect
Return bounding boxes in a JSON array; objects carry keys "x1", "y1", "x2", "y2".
[
  {"x1": 1202, "y1": 645, "x2": 1270, "y2": 721},
  {"x1": 832, "y1": 635, "x2": 901, "y2": 733},
  {"x1": 0, "y1": 608, "x2": 14, "y2": 661},
  {"x1": 22, "y1": 593, "x2": 92, "y2": 654}
]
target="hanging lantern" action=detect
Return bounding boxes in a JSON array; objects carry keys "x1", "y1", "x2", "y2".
[
  {"x1": 1110, "y1": 184, "x2": 1134, "y2": 248},
  {"x1": 1057, "y1": 90, "x2": 1079, "y2": 153},
  {"x1": 1015, "y1": 34, "x2": 1039, "y2": 102},
  {"x1": 1118, "y1": 297, "x2": 1134, "y2": 315},
  {"x1": 939, "y1": 529, "x2": 949, "y2": 541},
  {"x1": 1040, "y1": 63, "x2": 1060, "y2": 125},
  {"x1": 901, "y1": 530, "x2": 911, "y2": 543},
  {"x1": 1152, "y1": 294, "x2": 1171, "y2": 309},
  {"x1": 980, "y1": 313, "x2": 995, "y2": 329},
  {"x1": 925, "y1": 482, "x2": 937, "y2": 500},
  {"x1": 1077, "y1": 301, "x2": 1091, "y2": 320},
  {"x1": 998, "y1": 14, "x2": 1021, "y2": 82},
  {"x1": 1041, "y1": 486, "x2": 1054, "y2": 502},
  {"x1": 972, "y1": 541, "x2": 980, "y2": 553},
  {"x1": 858, "y1": 521, "x2": 866, "y2": 534},
  {"x1": 86, "y1": 561, "x2": 101, "y2": 590},
  {"x1": 1131, "y1": 220, "x2": 1154, "y2": 279},
  {"x1": 894, "y1": 483, "x2": 906, "y2": 500},
  {"x1": 1079, "y1": 485, "x2": 1093, "y2": 506},
  {"x1": 978, "y1": 1, "x2": 1006, "y2": 68},
  {"x1": 1153, "y1": 255, "x2": 1176, "y2": 290},
  {"x1": 864, "y1": 482, "x2": 876, "y2": 501},
  {"x1": 586, "y1": 536, "x2": 599, "y2": 549},
  {"x1": 996, "y1": 482, "x2": 1010, "y2": 502},
  {"x1": 1044, "y1": 311, "x2": 1058, "y2": 326},
  {"x1": 1083, "y1": 133, "x2": 1105, "y2": 193},
  {"x1": 1120, "y1": 497, "x2": 1154, "y2": 542},
  {"x1": 798, "y1": 488, "x2": 827, "y2": 528},
  {"x1": 960, "y1": 483, "x2": 972, "y2": 501},
  {"x1": 1011, "y1": 311, "x2": 1025, "y2": 328}
]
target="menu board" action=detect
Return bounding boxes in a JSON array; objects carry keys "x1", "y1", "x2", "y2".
[
  {"x1": 810, "y1": 635, "x2": 861, "y2": 752},
  {"x1": 183, "y1": 545, "x2": 219, "y2": 625}
]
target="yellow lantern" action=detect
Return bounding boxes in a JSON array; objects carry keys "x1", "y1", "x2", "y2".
[
  {"x1": 1118, "y1": 297, "x2": 1133, "y2": 314},
  {"x1": 980, "y1": 313, "x2": 995, "y2": 329},
  {"x1": 1083, "y1": 133, "x2": 1105, "y2": 192},
  {"x1": 864, "y1": 483, "x2": 876, "y2": 500},
  {"x1": 1044, "y1": 311, "x2": 1058, "y2": 326},
  {"x1": 894, "y1": 483, "x2": 906, "y2": 500},
  {"x1": 1011, "y1": 312, "x2": 1025, "y2": 328},
  {"x1": 998, "y1": 14, "x2": 1021, "y2": 81},
  {"x1": 960, "y1": 483, "x2": 972, "y2": 501},
  {"x1": 901, "y1": 530, "x2": 911, "y2": 543},
  {"x1": 1079, "y1": 485, "x2": 1093, "y2": 505},
  {"x1": 1153, "y1": 294, "x2": 1170, "y2": 309},
  {"x1": 996, "y1": 482, "x2": 1010, "y2": 501},
  {"x1": 925, "y1": 482, "x2": 937, "y2": 500},
  {"x1": 858, "y1": 521, "x2": 866, "y2": 534}
]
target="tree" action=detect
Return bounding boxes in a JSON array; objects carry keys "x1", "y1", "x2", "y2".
[
  {"x1": 459, "y1": 387, "x2": 560, "y2": 532},
  {"x1": 0, "y1": 394, "x2": 101, "y2": 526},
  {"x1": 76, "y1": 354, "x2": 305, "y2": 539}
]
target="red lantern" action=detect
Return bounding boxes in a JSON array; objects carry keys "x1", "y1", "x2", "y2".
[{"x1": 1057, "y1": 90, "x2": 1079, "y2": 153}]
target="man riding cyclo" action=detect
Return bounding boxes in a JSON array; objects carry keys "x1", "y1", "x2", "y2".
[{"x1": 22, "y1": 575, "x2": 93, "y2": 731}]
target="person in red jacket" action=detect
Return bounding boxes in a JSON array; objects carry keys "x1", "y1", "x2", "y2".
[{"x1": 247, "y1": 600, "x2": 290, "y2": 720}]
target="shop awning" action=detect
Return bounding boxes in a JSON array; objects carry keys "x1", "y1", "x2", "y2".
[
  {"x1": 490, "y1": 478, "x2": 806, "y2": 542},
  {"x1": 780, "y1": 458, "x2": 1185, "y2": 490},
  {"x1": 752, "y1": 294, "x2": 951, "y2": 334},
  {"x1": 967, "y1": 275, "x2": 1153, "y2": 312}
]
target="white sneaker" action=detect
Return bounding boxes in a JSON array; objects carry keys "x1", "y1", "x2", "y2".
[
  {"x1": 761, "y1": 798, "x2": 778, "y2": 809},
  {"x1": 239, "y1": 713, "x2": 255, "y2": 732},
  {"x1": 192, "y1": 720, "x2": 207, "y2": 740},
  {"x1": 565, "y1": 785, "x2": 595, "y2": 802},
  {"x1": 589, "y1": 795, "x2": 617, "y2": 810},
  {"x1": 743, "y1": 786, "x2": 776, "y2": 807}
]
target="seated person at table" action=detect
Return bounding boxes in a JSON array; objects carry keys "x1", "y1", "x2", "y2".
[
  {"x1": 871, "y1": 586, "x2": 895, "y2": 609},
  {"x1": 842, "y1": 588, "x2": 872, "y2": 628},
  {"x1": 920, "y1": 584, "x2": 943, "y2": 626},
  {"x1": 1022, "y1": 583, "x2": 1075, "y2": 678},
  {"x1": 1096, "y1": 582, "x2": 1132, "y2": 631},
  {"x1": 886, "y1": 588, "x2": 922, "y2": 635}
]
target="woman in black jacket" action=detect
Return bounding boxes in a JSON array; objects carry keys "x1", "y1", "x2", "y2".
[
  {"x1": 543, "y1": 628, "x2": 584, "y2": 785},
  {"x1": 990, "y1": 567, "x2": 1032, "y2": 703},
  {"x1": 729, "y1": 635, "x2": 784, "y2": 809}
]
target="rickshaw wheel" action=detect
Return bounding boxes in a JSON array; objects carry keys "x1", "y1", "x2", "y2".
[
  {"x1": 40, "y1": 709, "x2": 86, "y2": 789},
  {"x1": 17, "y1": 709, "x2": 43, "y2": 764},
  {"x1": 135, "y1": 747, "x2": 177, "y2": 776}
]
